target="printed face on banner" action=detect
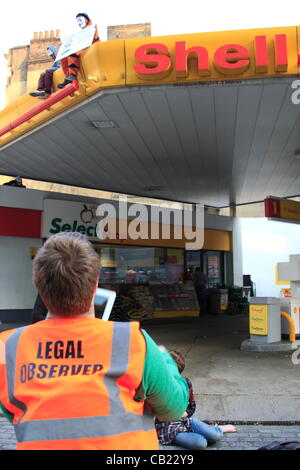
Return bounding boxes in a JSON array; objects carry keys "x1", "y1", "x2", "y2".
[{"x1": 77, "y1": 16, "x2": 88, "y2": 29}]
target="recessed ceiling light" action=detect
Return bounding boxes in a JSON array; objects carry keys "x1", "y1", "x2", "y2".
[{"x1": 90, "y1": 121, "x2": 117, "y2": 129}]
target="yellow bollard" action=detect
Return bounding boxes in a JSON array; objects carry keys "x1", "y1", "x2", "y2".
[{"x1": 280, "y1": 311, "x2": 296, "y2": 343}]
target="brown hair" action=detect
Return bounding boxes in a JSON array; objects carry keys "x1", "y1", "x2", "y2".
[
  {"x1": 169, "y1": 350, "x2": 185, "y2": 374},
  {"x1": 33, "y1": 232, "x2": 100, "y2": 316}
]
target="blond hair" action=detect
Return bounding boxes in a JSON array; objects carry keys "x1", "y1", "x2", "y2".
[{"x1": 33, "y1": 232, "x2": 99, "y2": 316}]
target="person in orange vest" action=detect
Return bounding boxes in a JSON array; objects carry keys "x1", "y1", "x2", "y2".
[
  {"x1": 57, "y1": 13, "x2": 100, "y2": 88},
  {"x1": 0, "y1": 232, "x2": 188, "y2": 450}
]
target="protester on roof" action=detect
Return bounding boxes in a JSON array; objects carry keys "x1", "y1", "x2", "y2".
[
  {"x1": 57, "y1": 13, "x2": 100, "y2": 89},
  {"x1": 29, "y1": 46, "x2": 60, "y2": 99}
]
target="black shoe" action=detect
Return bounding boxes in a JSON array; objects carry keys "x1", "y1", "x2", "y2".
[
  {"x1": 29, "y1": 90, "x2": 46, "y2": 97},
  {"x1": 66, "y1": 74, "x2": 77, "y2": 82},
  {"x1": 57, "y1": 79, "x2": 70, "y2": 89},
  {"x1": 38, "y1": 93, "x2": 50, "y2": 99}
]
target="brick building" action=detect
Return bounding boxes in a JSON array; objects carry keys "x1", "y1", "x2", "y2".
[
  {"x1": 107, "y1": 23, "x2": 151, "y2": 40},
  {"x1": 5, "y1": 31, "x2": 61, "y2": 106},
  {"x1": 5, "y1": 23, "x2": 151, "y2": 107}
]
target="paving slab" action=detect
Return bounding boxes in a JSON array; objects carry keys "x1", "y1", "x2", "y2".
[
  {"x1": 1, "y1": 313, "x2": 300, "y2": 450},
  {"x1": 1, "y1": 418, "x2": 300, "y2": 450},
  {"x1": 159, "y1": 425, "x2": 300, "y2": 451},
  {"x1": 241, "y1": 339, "x2": 296, "y2": 352},
  {"x1": 143, "y1": 314, "x2": 300, "y2": 422}
]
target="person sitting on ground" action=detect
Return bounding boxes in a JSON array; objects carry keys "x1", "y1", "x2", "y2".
[
  {"x1": 2, "y1": 176, "x2": 26, "y2": 187},
  {"x1": 155, "y1": 350, "x2": 236, "y2": 450},
  {"x1": 29, "y1": 46, "x2": 60, "y2": 99},
  {"x1": 57, "y1": 13, "x2": 99, "y2": 89},
  {"x1": 0, "y1": 232, "x2": 188, "y2": 450}
]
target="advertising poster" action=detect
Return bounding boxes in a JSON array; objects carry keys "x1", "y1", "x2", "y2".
[
  {"x1": 207, "y1": 255, "x2": 220, "y2": 279},
  {"x1": 249, "y1": 305, "x2": 268, "y2": 335}
]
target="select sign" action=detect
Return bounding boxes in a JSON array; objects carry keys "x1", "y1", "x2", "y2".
[{"x1": 42, "y1": 199, "x2": 99, "y2": 240}]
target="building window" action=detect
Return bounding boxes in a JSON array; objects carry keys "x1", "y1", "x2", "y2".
[{"x1": 93, "y1": 244, "x2": 184, "y2": 285}]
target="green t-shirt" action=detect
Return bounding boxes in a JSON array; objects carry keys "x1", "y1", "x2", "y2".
[
  {"x1": 137, "y1": 330, "x2": 188, "y2": 420},
  {"x1": 0, "y1": 328, "x2": 188, "y2": 424}
]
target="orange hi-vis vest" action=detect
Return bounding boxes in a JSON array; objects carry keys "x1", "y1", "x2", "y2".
[{"x1": 0, "y1": 318, "x2": 158, "y2": 450}]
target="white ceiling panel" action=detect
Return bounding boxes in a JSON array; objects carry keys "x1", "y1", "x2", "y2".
[
  {"x1": 239, "y1": 83, "x2": 289, "y2": 203},
  {"x1": 230, "y1": 84, "x2": 263, "y2": 203},
  {"x1": 1, "y1": 78, "x2": 300, "y2": 207},
  {"x1": 214, "y1": 86, "x2": 239, "y2": 206}
]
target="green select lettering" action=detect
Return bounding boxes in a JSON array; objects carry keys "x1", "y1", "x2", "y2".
[{"x1": 49, "y1": 217, "x2": 97, "y2": 237}]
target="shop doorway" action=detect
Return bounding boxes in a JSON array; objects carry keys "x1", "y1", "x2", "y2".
[{"x1": 185, "y1": 250, "x2": 226, "y2": 288}]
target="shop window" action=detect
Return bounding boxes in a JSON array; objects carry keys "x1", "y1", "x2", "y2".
[
  {"x1": 185, "y1": 250, "x2": 201, "y2": 275},
  {"x1": 92, "y1": 243, "x2": 197, "y2": 320},
  {"x1": 93, "y1": 244, "x2": 186, "y2": 285}
]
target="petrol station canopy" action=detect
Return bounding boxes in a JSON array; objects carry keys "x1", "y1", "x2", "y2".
[{"x1": 0, "y1": 25, "x2": 299, "y2": 207}]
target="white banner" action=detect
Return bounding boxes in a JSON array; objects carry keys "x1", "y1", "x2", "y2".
[{"x1": 56, "y1": 24, "x2": 96, "y2": 61}]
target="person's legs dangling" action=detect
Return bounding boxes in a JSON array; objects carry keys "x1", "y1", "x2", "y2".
[
  {"x1": 58, "y1": 56, "x2": 79, "y2": 88},
  {"x1": 30, "y1": 72, "x2": 47, "y2": 97},
  {"x1": 44, "y1": 70, "x2": 54, "y2": 94},
  {"x1": 67, "y1": 54, "x2": 80, "y2": 80}
]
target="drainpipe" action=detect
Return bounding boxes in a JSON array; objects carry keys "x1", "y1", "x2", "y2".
[{"x1": 0, "y1": 81, "x2": 80, "y2": 138}]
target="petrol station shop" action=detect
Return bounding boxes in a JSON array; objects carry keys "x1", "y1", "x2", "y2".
[{"x1": 0, "y1": 186, "x2": 234, "y2": 323}]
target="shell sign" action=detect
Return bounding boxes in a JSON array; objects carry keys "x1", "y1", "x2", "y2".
[{"x1": 125, "y1": 26, "x2": 299, "y2": 85}]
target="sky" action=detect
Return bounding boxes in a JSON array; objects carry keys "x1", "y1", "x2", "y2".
[
  {"x1": 0, "y1": 0, "x2": 299, "y2": 108},
  {"x1": 241, "y1": 218, "x2": 300, "y2": 297}
]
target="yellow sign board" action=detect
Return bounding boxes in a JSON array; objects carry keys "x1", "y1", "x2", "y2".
[
  {"x1": 126, "y1": 26, "x2": 299, "y2": 86},
  {"x1": 266, "y1": 198, "x2": 300, "y2": 224},
  {"x1": 280, "y1": 200, "x2": 300, "y2": 223},
  {"x1": 275, "y1": 264, "x2": 290, "y2": 286},
  {"x1": 249, "y1": 304, "x2": 268, "y2": 335},
  {"x1": 220, "y1": 293, "x2": 228, "y2": 311}
]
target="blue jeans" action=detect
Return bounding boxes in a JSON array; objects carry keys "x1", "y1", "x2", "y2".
[{"x1": 173, "y1": 419, "x2": 223, "y2": 450}]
